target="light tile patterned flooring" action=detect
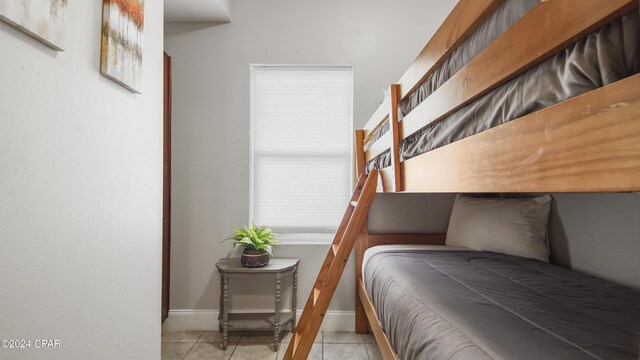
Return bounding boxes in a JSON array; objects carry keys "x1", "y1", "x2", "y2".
[{"x1": 161, "y1": 331, "x2": 382, "y2": 360}]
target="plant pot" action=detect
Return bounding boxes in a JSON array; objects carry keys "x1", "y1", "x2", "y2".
[{"x1": 240, "y1": 249, "x2": 270, "y2": 268}]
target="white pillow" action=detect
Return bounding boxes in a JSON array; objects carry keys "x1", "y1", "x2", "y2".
[{"x1": 446, "y1": 195, "x2": 552, "y2": 262}]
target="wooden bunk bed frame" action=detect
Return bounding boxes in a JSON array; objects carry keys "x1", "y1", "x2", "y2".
[
  {"x1": 284, "y1": 0, "x2": 640, "y2": 359},
  {"x1": 352, "y1": 0, "x2": 640, "y2": 359}
]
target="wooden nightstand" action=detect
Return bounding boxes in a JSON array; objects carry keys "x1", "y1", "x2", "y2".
[{"x1": 215, "y1": 258, "x2": 299, "y2": 351}]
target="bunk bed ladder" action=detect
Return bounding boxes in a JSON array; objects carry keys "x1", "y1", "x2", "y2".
[{"x1": 283, "y1": 169, "x2": 379, "y2": 360}]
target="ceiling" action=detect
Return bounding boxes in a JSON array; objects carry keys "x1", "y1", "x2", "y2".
[{"x1": 164, "y1": 0, "x2": 231, "y2": 23}]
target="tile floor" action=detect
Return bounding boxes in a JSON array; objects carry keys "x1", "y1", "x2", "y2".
[{"x1": 161, "y1": 331, "x2": 382, "y2": 360}]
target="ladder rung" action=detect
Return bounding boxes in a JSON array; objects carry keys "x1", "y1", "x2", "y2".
[
  {"x1": 313, "y1": 286, "x2": 321, "y2": 305},
  {"x1": 292, "y1": 331, "x2": 301, "y2": 354}
]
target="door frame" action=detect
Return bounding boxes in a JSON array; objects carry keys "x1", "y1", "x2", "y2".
[{"x1": 162, "y1": 52, "x2": 172, "y2": 323}]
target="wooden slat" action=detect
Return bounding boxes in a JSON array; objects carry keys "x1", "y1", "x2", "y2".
[
  {"x1": 368, "y1": 233, "x2": 446, "y2": 248},
  {"x1": 365, "y1": 132, "x2": 392, "y2": 162},
  {"x1": 388, "y1": 84, "x2": 402, "y2": 191},
  {"x1": 313, "y1": 287, "x2": 321, "y2": 305},
  {"x1": 355, "y1": 130, "x2": 366, "y2": 177},
  {"x1": 401, "y1": 0, "x2": 638, "y2": 140},
  {"x1": 378, "y1": 167, "x2": 395, "y2": 193},
  {"x1": 398, "y1": 0, "x2": 503, "y2": 99},
  {"x1": 402, "y1": 74, "x2": 640, "y2": 193},
  {"x1": 355, "y1": 222, "x2": 369, "y2": 334},
  {"x1": 363, "y1": 97, "x2": 391, "y2": 142},
  {"x1": 364, "y1": 118, "x2": 389, "y2": 146},
  {"x1": 358, "y1": 279, "x2": 399, "y2": 360}
]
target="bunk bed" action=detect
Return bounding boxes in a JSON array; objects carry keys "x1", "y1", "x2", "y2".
[
  {"x1": 284, "y1": 0, "x2": 640, "y2": 359},
  {"x1": 351, "y1": 0, "x2": 640, "y2": 359}
]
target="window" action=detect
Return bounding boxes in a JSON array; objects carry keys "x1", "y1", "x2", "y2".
[{"x1": 250, "y1": 65, "x2": 353, "y2": 244}]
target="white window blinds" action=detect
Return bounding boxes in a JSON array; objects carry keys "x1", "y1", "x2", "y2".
[{"x1": 250, "y1": 66, "x2": 353, "y2": 243}]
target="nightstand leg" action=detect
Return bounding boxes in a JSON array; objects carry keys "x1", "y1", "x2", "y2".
[
  {"x1": 292, "y1": 267, "x2": 298, "y2": 332},
  {"x1": 274, "y1": 272, "x2": 281, "y2": 352},
  {"x1": 218, "y1": 272, "x2": 223, "y2": 332},
  {"x1": 222, "y1": 274, "x2": 229, "y2": 350}
]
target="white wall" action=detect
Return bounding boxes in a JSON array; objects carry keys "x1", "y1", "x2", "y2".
[
  {"x1": 164, "y1": 0, "x2": 457, "y2": 329},
  {"x1": 0, "y1": 1, "x2": 164, "y2": 359},
  {"x1": 549, "y1": 193, "x2": 640, "y2": 288}
]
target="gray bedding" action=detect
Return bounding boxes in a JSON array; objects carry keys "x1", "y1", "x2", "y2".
[
  {"x1": 364, "y1": 250, "x2": 640, "y2": 360},
  {"x1": 366, "y1": 1, "x2": 639, "y2": 172}
]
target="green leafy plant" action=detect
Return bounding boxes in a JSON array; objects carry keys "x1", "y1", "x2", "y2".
[{"x1": 224, "y1": 224, "x2": 279, "y2": 255}]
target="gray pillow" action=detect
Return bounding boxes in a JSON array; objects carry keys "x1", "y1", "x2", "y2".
[{"x1": 446, "y1": 195, "x2": 552, "y2": 262}]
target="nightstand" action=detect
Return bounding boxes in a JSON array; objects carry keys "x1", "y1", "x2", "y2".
[{"x1": 215, "y1": 258, "x2": 299, "y2": 351}]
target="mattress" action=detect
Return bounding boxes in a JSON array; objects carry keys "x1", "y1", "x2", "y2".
[
  {"x1": 363, "y1": 246, "x2": 640, "y2": 360},
  {"x1": 366, "y1": 2, "x2": 639, "y2": 172}
]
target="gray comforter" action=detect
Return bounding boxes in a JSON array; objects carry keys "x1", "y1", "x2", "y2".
[
  {"x1": 366, "y1": 1, "x2": 639, "y2": 172},
  {"x1": 364, "y1": 250, "x2": 640, "y2": 360}
]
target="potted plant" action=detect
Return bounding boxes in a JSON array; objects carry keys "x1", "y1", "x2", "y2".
[{"x1": 224, "y1": 224, "x2": 279, "y2": 267}]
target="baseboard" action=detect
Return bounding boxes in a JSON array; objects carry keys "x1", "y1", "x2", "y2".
[{"x1": 163, "y1": 309, "x2": 355, "y2": 332}]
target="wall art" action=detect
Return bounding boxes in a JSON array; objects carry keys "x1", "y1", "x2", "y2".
[
  {"x1": 101, "y1": 0, "x2": 144, "y2": 93},
  {"x1": 0, "y1": 0, "x2": 68, "y2": 51}
]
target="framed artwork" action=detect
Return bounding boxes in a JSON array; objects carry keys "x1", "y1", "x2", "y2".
[
  {"x1": 101, "y1": 0, "x2": 144, "y2": 93},
  {"x1": 0, "y1": 0, "x2": 68, "y2": 51}
]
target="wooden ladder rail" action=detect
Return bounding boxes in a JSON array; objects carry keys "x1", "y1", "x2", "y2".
[
  {"x1": 283, "y1": 169, "x2": 379, "y2": 360},
  {"x1": 387, "y1": 84, "x2": 402, "y2": 192}
]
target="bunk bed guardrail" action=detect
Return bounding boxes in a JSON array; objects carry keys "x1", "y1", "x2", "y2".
[{"x1": 357, "y1": 0, "x2": 640, "y2": 194}]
